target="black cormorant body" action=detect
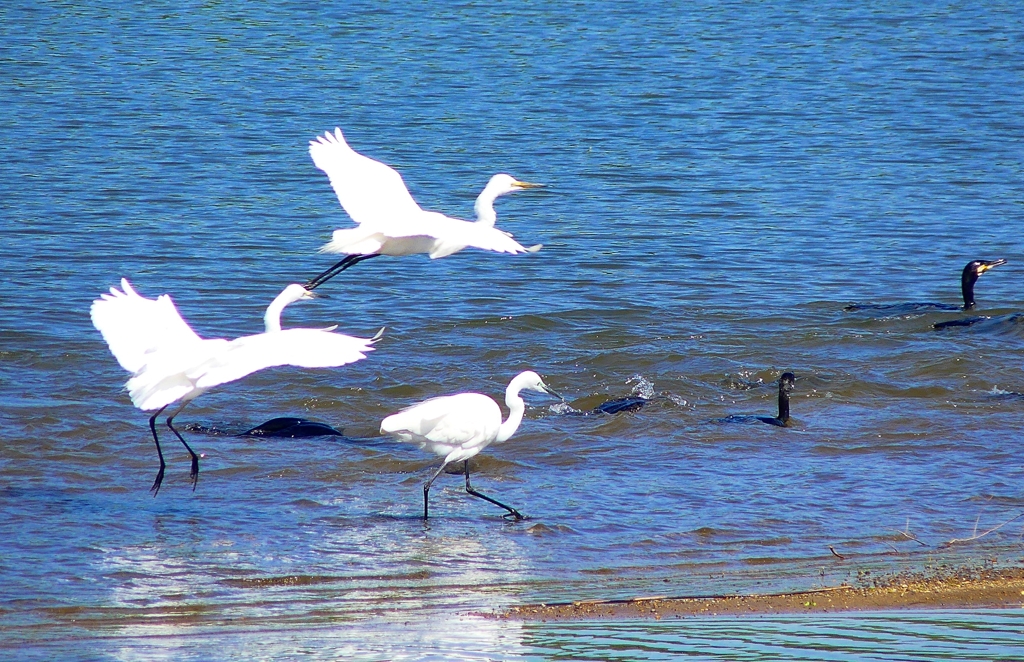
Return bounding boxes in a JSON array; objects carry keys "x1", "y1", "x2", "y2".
[
  {"x1": 935, "y1": 311, "x2": 1024, "y2": 331},
  {"x1": 715, "y1": 372, "x2": 796, "y2": 427},
  {"x1": 930, "y1": 259, "x2": 1016, "y2": 329},
  {"x1": 933, "y1": 316, "x2": 987, "y2": 329},
  {"x1": 557, "y1": 395, "x2": 650, "y2": 416},
  {"x1": 756, "y1": 372, "x2": 795, "y2": 427},
  {"x1": 241, "y1": 417, "x2": 344, "y2": 438},
  {"x1": 845, "y1": 259, "x2": 1006, "y2": 314},
  {"x1": 595, "y1": 396, "x2": 648, "y2": 415}
]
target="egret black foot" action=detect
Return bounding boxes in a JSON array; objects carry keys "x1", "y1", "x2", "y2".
[{"x1": 150, "y1": 468, "x2": 165, "y2": 496}]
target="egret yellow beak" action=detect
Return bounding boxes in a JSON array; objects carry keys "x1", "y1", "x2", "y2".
[{"x1": 512, "y1": 180, "x2": 544, "y2": 189}]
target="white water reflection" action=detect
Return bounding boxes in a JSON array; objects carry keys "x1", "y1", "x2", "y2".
[
  {"x1": 98, "y1": 614, "x2": 525, "y2": 662},
  {"x1": 93, "y1": 511, "x2": 535, "y2": 635},
  {"x1": 24, "y1": 610, "x2": 1024, "y2": 661}
]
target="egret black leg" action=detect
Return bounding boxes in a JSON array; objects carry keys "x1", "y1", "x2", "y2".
[
  {"x1": 422, "y1": 461, "x2": 451, "y2": 519},
  {"x1": 165, "y1": 404, "x2": 199, "y2": 491},
  {"x1": 463, "y1": 460, "x2": 523, "y2": 521},
  {"x1": 304, "y1": 253, "x2": 380, "y2": 290},
  {"x1": 148, "y1": 406, "x2": 169, "y2": 495},
  {"x1": 166, "y1": 418, "x2": 199, "y2": 490}
]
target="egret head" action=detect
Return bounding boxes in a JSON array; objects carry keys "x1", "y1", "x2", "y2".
[
  {"x1": 281, "y1": 283, "x2": 317, "y2": 304},
  {"x1": 486, "y1": 173, "x2": 543, "y2": 197},
  {"x1": 515, "y1": 370, "x2": 563, "y2": 400},
  {"x1": 264, "y1": 285, "x2": 318, "y2": 333},
  {"x1": 474, "y1": 174, "x2": 544, "y2": 226}
]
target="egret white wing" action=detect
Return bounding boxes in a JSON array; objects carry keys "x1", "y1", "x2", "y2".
[
  {"x1": 381, "y1": 393, "x2": 500, "y2": 446},
  {"x1": 191, "y1": 328, "x2": 376, "y2": 390},
  {"x1": 124, "y1": 338, "x2": 229, "y2": 410},
  {"x1": 91, "y1": 278, "x2": 204, "y2": 374},
  {"x1": 319, "y1": 214, "x2": 530, "y2": 258},
  {"x1": 310, "y1": 128, "x2": 424, "y2": 227},
  {"x1": 416, "y1": 213, "x2": 532, "y2": 257}
]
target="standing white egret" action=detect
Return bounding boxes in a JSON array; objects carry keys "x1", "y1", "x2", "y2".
[
  {"x1": 304, "y1": 128, "x2": 543, "y2": 290},
  {"x1": 91, "y1": 279, "x2": 379, "y2": 494},
  {"x1": 380, "y1": 370, "x2": 561, "y2": 520}
]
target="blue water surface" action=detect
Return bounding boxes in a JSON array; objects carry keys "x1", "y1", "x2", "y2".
[{"x1": 2, "y1": 1, "x2": 1024, "y2": 659}]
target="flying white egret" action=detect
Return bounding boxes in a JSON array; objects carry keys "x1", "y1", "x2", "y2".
[
  {"x1": 91, "y1": 279, "x2": 379, "y2": 494},
  {"x1": 304, "y1": 128, "x2": 543, "y2": 290},
  {"x1": 380, "y1": 370, "x2": 561, "y2": 520}
]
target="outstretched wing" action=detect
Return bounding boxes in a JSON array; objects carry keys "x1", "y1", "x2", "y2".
[
  {"x1": 319, "y1": 213, "x2": 532, "y2": 258},
  {"x1": 416, "y1": 212, "x2": 532, "y2": 257},
  {"x1": 90, "y1": 278, "x2": 203, "y2": 374},
  {"x1": 192, "y1": 328, "x2": 376, "y2": 389},
  {"x1": 309, "y1": 128, "x2": 424, "y2": 227},
  {"x1": 317, "y1": 211, "x2": 528, "y2": 258}
]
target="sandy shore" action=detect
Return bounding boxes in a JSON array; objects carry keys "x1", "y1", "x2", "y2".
[{"x1": 494, "y1": 566, "x2": 1024, "y2": 620}]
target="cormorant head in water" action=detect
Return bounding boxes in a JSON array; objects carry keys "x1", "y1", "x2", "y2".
[{"x1": 961, "y1": 259, "x2": 1006, "y2": 310}]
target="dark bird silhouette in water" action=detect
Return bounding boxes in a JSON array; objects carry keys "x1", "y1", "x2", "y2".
[
  {"x1": 716, "y1": 372, "x2": 796, "y2": 427},
  {"x1": 931, "y1": 259, "x2": 1011, "y2": 329},
  {"x1": 554, "y1": 394, "x2": 650, "y2": 416},
  {"x1": 845, "y1": 259, "x2": 1006, "y2": 316},
  {"x1": 758, "y1": 372, "x2": 796, "y2": 427},
  {"x1": 594, "y1": 396, "x2": 648, "y2": 414},
  {"x1": 935, "y1": 311, "x2": 1024, "y2": 330},
  {"x1": 241, "y1": 417, "x2": 344, "y2": 438}
]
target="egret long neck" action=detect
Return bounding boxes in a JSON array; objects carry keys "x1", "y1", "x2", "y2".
[
  {"x1": 474, "y1": 189, "x2": 499, "y2": 227},
  {"x1": 263, "y1": 291, "x2": 296, "y2": 332},
  {"x1": 496, "y1": 385, "x2": 527, "y2": 443}
]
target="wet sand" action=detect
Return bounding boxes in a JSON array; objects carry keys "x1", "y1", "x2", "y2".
[{"x1": 495, "y1": 566, "x2": 1024, "y2": 620}]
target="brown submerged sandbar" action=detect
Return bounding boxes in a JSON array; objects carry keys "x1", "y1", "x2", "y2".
[{"x1": 495, "y1": 567, "x2": 1024, "y2": 620}]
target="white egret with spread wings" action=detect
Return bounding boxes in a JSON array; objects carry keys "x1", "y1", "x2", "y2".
[
  {"x1": 304, "y1": 128, "x2": 543, "y2": 289},
  {"x1": 91, "y1": 279, "x2": 379, "y2": 494}
]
